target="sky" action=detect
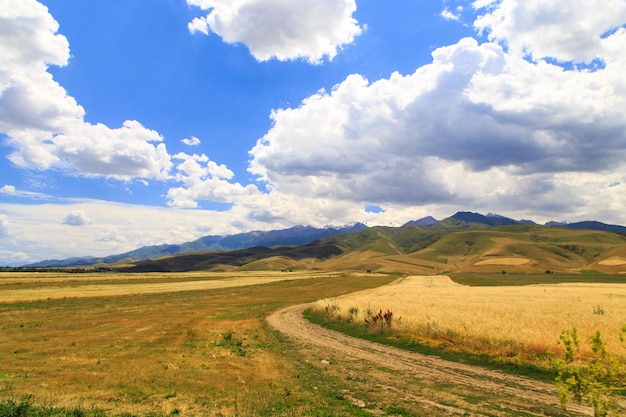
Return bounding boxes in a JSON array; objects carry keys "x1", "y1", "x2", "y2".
[{"x1": 1, "y1": 0, "x2": 626, "y2": 265}]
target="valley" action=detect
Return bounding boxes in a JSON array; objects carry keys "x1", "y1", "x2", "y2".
[{"x1": 2, "y1": 217, "x2": 626, "y2": 416}]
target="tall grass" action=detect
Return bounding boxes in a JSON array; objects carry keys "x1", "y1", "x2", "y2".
[{"x1": 313, "y1": 276, "x2": 626, "y2": 371}]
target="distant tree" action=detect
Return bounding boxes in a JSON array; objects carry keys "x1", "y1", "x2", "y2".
[{"x1": 553, "y1": 325, "x2": 626, "y2": 417}]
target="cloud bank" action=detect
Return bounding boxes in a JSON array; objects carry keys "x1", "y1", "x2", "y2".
[
  {"x1": 245, "y1": 1, "x2": 626, "y2": 223},
  {"x1": 0, "y1": 215, "x2": 8, "y2": 238}
]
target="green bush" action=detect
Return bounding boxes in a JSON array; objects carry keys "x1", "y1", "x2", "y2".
[{"x1": 553, "y1": 325, "x2": 626, "y2": 417}]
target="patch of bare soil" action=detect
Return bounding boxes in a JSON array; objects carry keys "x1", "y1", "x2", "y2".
[
  {"x1": 474, "y1": 257, "x2": 530, "y2": 266},
  {"x1": 267, "y1": 304, "x2": 593, "y2": 416},
  {"x1": 599, "y1": 257, "x2": 626, "y2": 266}
]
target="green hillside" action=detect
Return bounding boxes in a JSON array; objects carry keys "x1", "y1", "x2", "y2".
[{"x1": 117, "y1": 222, "x2": 626, "y2": 275}]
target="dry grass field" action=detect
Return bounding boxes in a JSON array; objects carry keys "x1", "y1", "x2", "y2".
[
  {"x1": 0, "y1": 271, "x2": 398, "y2": 416},
  {"x1": 0, "y1": 271, "x2": 317, "y2": 303},
  {"x1": 315, "y1": 275, "x2": 626, "y2": 367}
]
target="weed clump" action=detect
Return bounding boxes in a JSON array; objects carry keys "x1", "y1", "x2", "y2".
[
  {"x1": 0, "y1": 396, "x2": 110, "y2": 417},
  {"x1": 364, "y1": 309, "x2": 394, "y2": 334}
]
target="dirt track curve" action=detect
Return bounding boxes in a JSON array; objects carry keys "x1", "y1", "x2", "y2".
[{"x1": 267, "y1": 303, "x2": 593, "y2": 416}]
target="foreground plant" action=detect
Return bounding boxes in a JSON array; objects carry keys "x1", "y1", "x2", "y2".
[
  {"x1": 364, "y1": 309, "x2": 394, "y2": 334},
  {"x1": 0, "y1": 395, "x2": 108, "y2": 417},
  {"x1": 554, "y1": 325, "x2": 626, "y2": 417}
]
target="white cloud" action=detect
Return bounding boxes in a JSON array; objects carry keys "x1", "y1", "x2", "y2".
[
  {"x1": 441, "y1": 7, "x2": 461, "y2": 21},
  {"x1": 473, "y1": 0, "x2": 626, "y2": 63},
  {"x1": 186, "y1": 0, "x2": 363, "y2": 63},
  {"x1": 0, "y1": 215, "x2": 9, "y2": 238},
  {"x1": 166, "y1": 152, "x2": 260, "y2": 208},
  {"x1": 0, "y1": 185, "x2": 16, "y2": 194},
  {"x1": 0, "y1": 249, "x2": 28, "y2": 266},
  {"x1": 52, "y1": 121, "x2": 172, "y2": 180},
  {"x1": 0, "y1": 0, "x2": 173, "y2": 181},
  {"x1": 62, "y1": 210, "x2": 92, "y2": 226},
  {"x1": 0, "y1": 184, "x2": 51, "y2": 199},
  {"x1": 248, "y1": 19, "x2": 626, "y2": 224},
  {"x1": 95, "y1": 228, "x2": 126, "y2": 244},
  {"x1": 182, "y1": 136, "x2": 202, "y2": 146},
  {"x1": 0, "y1": 0, "x2": 69, "y2": 68}
]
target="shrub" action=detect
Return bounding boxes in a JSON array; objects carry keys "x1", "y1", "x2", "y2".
[{"x1": 553, "y1": 326, "x2": 626, "y2": 417}]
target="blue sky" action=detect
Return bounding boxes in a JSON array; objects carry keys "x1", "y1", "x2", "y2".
[{"x1": 1, "y1": 0, "x2": 626, "y2": 265}]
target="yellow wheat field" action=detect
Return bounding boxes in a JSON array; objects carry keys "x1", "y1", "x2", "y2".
[{"x1": 316, "y1": 276, "x2": 626, "y2": 357}]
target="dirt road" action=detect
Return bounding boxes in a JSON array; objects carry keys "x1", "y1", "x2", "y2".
[{"x1": 267, "y1": 303, "x2": 593, "y2": 416}]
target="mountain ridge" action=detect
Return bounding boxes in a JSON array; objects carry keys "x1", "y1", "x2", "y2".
[
  {"x1": 24, "y1": 212, "x2": 626, "y2": 268},
  {"x1": 116, "y1": 218, "x2": 626, "y2": 274},
  {"x1": 26, "y1": 223, "x2": 367, "y2": 267}
]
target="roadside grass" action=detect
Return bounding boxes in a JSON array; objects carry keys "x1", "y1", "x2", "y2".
[
  {"x1": 309, "y1": 274, "x2": 626, "y2": 382},
  {"x1": 304, "y1": 307, "x2": 554, "y2": 381},
  {"x1": 0, "y1": 271, "x2": 398, "y2": 416}
]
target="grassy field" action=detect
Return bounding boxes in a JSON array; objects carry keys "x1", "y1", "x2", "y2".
[
  {"x1": 0, "y1": 271, "x2": 398, "y2": 416},
  {"x1": 3, "y1": 269, "x2": 625, "y2": 416},
  {"x1": 313, "y1": 274, "x2": 626, "y2": 374}
]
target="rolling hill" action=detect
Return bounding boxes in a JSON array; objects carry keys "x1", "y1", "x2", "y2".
[{"x1": 114, "y1": 214, "x2": 626, "y2": 275}]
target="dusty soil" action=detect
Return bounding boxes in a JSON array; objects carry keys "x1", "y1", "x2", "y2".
[{"x1": 267, "y1": 303, "x2": 593, "y2": 416}]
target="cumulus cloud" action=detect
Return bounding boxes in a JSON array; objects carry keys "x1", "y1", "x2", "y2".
[
  {"x1": 473, "y1": 0, "x2": 626, "y2": 63},
  {"x1": 248, "y1": 2, "x2": 626, "y2": 223},
  {"x1": 186, "y1": 0, "x2": 362, "y2": 63},
  {"x1": 182, "y1": 136, "x2": 201, "y2": 146},
  {"x1": 62, "y1": 210, "x2": 92, "y2": 226},
  {"x1": 0, "y1": 185, "x2": 16, "y2": 194},
  {"x1": 0, "y1": 0, "x2": 173, "y2": 181},
  {"x1": 0, "y1": 215, "x2": 9, "y2": 238},
  {"x1": 166, "y1": 152, "x2": 260, "y2": 208},
  {"x1": 441, "y1": 7, "x2": 462, "y2": 21}
]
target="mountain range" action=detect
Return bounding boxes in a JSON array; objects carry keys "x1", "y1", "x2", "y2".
[
  {"x1": 26, "y1": 211, "x2": 626, "y2": 269},
  {"x1": 27, "y1": 223, "x2": 367, "y2": 267}
]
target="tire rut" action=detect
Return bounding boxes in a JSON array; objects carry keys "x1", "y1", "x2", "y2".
[{"x1": 267, "y1": 303, "x2": 593, "y2": 416}]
